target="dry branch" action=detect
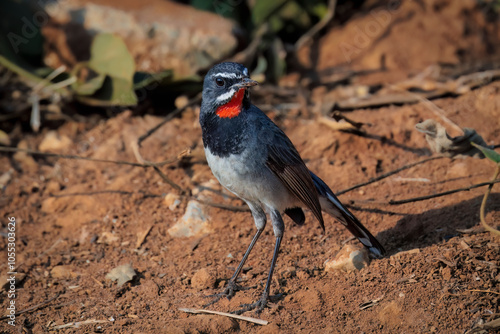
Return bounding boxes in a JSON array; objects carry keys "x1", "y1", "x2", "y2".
[
  {"x1": 337, "y1": 156, "x2": 442, "y2": 195},
  {"x1": 178, "y1": 307, "x2": 268, "y2": 326},
  {"x1": 388, "y1": 179, "x2": 500, "y2": 205},
  {"x1": 0, "y1": 292, "x2": 61, "y2": 320},
  {"x1": 336, "y1": 69, "x2": 500, "y2": 110}
]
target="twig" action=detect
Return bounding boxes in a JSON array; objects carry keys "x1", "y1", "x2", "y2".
[
  {"x1": 389, "y1": 82, "x2": 463, "y2": 135},
  {"x1": 479, "y1": 164, "x2": 500, "y2": 236},
  {"x1": 0, "y1": 146, "x2": 185, "y2": 193},
  {"x1": 49, "y1": 190, "x2": 139, "y2": 197},
  {"x1": 331, "y1": 111, "x2": 365, "y2": 129},
  {"x1": 336, "y1": 69, "x2": 500, "y2": 110},
  {"x1": 178, "y1": 308, "x2": 268, "y2": 326},
  {"x1": 468, "y1": 289, "x2": 500, "y2": 295},
  {"x1": 137, "y1": 94, "x2": 201, "y2": 147},
  {"x1": 37, "y1": 238, "x2": 62, "y2": 259},
  {"x1": 194, "y1": 198, "x2": 250, "y2": 212},
  {"x1": 0, "y1": 146, "x2": 179, "y2": 168},
  {"x1": 388, "y1": 179, "x2": 500, "y2": 205},
  {"x1": 359, "y1": 295, "x2": 385, "y2": 310},
  {"x1": 32, "y1": 65, "x2": 67, "y2": 92},
  {"x1": 295, "y1": 0, "x2": 337, "y2": 50},
  {"x1": 318, "y1": 116, "x2": 357, "y2": 131},
  {"x1": 50, "y1": 319, "x2": 108, "y2": 330},
  {"x1": 90, "y1": 276, "x2": 104, "y2": 288},
  {"x1": 0, "y1": 292, "x2": 61, "y2": 320},
  {"x1": 231, "y1": 24, "x2": 270, "y2": 65},
  {"x1": 466, "y1": 317, "x2": 500, "y2": 334},
  {"x1": 153, "y1": 166, "x2": 184, "y2": 193},
  {"x1": 336, "y1": 156, "x2": 442, "y2": 195}
]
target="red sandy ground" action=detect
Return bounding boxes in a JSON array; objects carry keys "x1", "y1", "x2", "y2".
[
  {"x1": 1, "y1": 0, "x2": 500, "y2": 333},
  {"x1": 1, "y1": 82, "x2": 499, "y2": 332}
]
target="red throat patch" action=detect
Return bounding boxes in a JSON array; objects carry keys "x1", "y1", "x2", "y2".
[{"x1": 216, "y1": 88, "x2": 245, "y2": 118}]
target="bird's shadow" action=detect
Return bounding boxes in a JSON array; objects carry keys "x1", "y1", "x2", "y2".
[{"x1": 375, "y1": 193, "x2": 500, "y2": 255}]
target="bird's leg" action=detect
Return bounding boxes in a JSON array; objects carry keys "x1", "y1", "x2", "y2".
[
  {"x1": 233, "y1": 209, "x2": 284, "y2": 314},
  {"x1": 204, "y1": 228, "x2": 263, "y2": 307},
  {"x1": 204, "y1": 204, "x2": 266, "y2": 307}
]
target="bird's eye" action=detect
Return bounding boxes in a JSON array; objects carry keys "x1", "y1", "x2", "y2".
[{"x1": 215, "y1": 78, "x2": 225, "y2": 87}]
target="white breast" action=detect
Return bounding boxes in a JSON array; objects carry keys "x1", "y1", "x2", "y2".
[{"x1": 204, "y1": 148, "x2": 300, "y2": 212}]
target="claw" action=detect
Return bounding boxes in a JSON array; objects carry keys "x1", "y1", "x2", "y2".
[
  {"x1": 203, "y1": 280, "x2": 252, "y2": 308},
  {"x1": 231, "y1": 293, "x2": 284, "y2": 315}
]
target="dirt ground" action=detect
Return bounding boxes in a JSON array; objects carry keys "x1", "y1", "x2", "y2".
[{"x1": 1, "y1": 1, "x2": 500, "y2": 333}]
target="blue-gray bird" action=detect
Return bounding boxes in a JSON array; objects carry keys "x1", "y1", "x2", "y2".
[{"x1": 199, "y1": 62, "x2": 385, "y2": 314}]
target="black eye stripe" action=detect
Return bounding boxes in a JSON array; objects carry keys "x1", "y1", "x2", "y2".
[{"x1": 215, "y1": 78, "x2": 225, "y2": 86}]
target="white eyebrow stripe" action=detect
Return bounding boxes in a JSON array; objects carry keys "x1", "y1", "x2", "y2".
[
  {"x1": 213, "y1": 72, "x2": 243, "y2": 79},
  {"x1": 215, "y1": 88, "x2": 236, "y2": 102}
]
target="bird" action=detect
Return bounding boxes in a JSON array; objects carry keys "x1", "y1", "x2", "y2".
[{"x1": 199, "y1": 62, "x2": 385, "y2": 314}]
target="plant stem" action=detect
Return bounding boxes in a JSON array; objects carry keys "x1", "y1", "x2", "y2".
[{"x1": 480, "y1": 164, "x2": 500, "y2": 237}]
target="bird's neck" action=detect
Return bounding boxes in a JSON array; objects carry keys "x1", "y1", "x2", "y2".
[{"x1": 199, "y1": 105, "x2": 249, "y2": 158}]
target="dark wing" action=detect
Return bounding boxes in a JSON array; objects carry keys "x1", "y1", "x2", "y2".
[
  {"x1": 284, "y1": 207, "x2": 305, "y2": 225},
  {"x1": 265, "y1": 132, "x2": 325, "y2": 231}
]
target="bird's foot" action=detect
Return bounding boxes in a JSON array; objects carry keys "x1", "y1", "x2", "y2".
[
  {"x1": 232, "y1": 293, "x2": 283, "y2": 315},
  {"x1": 203, "y1": 280, "x2": 251, "y2": 307}
]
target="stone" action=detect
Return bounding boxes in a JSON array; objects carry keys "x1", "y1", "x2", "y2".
[
  {"x1": 105, "y1": 264, "x2": 136, "y2": 287},
  {"x1": 191, "y1": 268, "x2": 216, "y2": 290},
  {"x1": 13, "y1": 140, "x2": 37, "y2": 171},
  {"x1": 51, "y1": 265, "x2": 78, "y2": 279},
  {"x1": 39, "y1": 131, "x2": 72, "y2": 152},
  {"x1": 324, "y1": 244, "x2": 370, "y2": 272},
  {"x1": 164, "y1": 193, "x2": 181, "y2": 211},
  {"x1": 168, "y1": 200, "x2": 210, "y2": 238},
  {"x1": 42, "y1": 0, "x2": 238, "y2": 76}
]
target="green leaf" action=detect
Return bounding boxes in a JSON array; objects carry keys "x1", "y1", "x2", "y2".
[
  {"x1": 471, "y1": 143, "x2": 500, "y2": 164},
  {"x1": 88, "y1": 33, "x2": 135, "y2": 82},
  {"x1": 74, "y1": 33, "x2": 137, "y2": 106},
  {"x1": 133, "y1": 70, "x2": 173, "y2": 90},
  {"x1": 309, "y1": 3, "x2": 328, "y2": 19},
  {"x1": 76, "y1": 76, "x2": 137, "y2": 106},
  {"x1": 252, "y1": 0, "x2": 288, "y2": 26},
  {"x1": 73, "y1": 73, "x2": 106, "y2": 96}
]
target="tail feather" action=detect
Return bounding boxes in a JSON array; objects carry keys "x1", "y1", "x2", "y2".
[{"x1": 310, "y1": 171, "x2": 385, "y2": 257}]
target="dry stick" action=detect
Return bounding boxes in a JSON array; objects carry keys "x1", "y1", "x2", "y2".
[
  {"x1": 0, "y1": 146, "x2": 178, "y2": 168},
  {"x1": 389, "y1": 82, "x2": 463, "y2": 135},
  {"x1": 153, "y1": 165, "x2": 184, "y2": 193},
  {"x1": 388, "y1": 178, "x2": 500, "y2": 205},
  {"x1": 51, "y1": 319, "x2": 108, "y2": 330},
  {"x1": 336, "y1": 156, "x2": 443, "y2": 195},
  {"x1": 194, "y1": 198, "x2": 249, "y2": 212},
  {"x1": 178, "y1": 308, "x2": 268, "y2": 326},
  {"x1": 137, "y1": 94, "x2": 201, "y2": 147},
  {"x1": 49, "y1": 190, "x2": 140, "y2": 197},
  {"x1": 131, "y1": 140, "x2": 187, "y2": 193},
  {"x1": 468, "y1": 289, "x2": 500, "y2": 295},
  {"x1": 294, "y1": 0, "x2": 337, "y2": 50},
  {"x1": 0, "y1": 145, "x2": 184, "y2": 193},
  {"x1": 0, "y1": 292, "x2": 61, "y2": 320},
  {"x1": 479, "y1": 165, "x2": 500, "y2": 236},
  {"x1": 337, "y1": 69, "x2": 500, "y2": 111}
]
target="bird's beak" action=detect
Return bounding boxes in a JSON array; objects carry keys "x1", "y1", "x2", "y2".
[{"x1": 233, "y1": 78, "x2": 259, "y2": 89}]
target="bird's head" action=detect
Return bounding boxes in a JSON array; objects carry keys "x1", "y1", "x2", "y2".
[{"x1": 201, "y1": 62, "x2": 258, "y2": 119}]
